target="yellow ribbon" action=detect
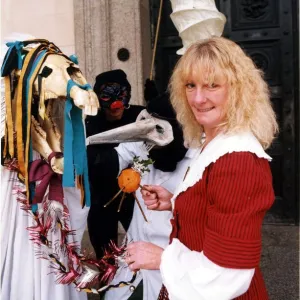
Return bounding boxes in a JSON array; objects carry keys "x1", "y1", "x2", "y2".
[
  {"x1": 15, "y1": 46, "x2": 42, "y2": 176},
  {"x1": 4, "y1": 76, "x2": 14, "y2": 157}
]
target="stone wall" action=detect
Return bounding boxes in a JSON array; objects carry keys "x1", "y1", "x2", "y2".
[
  {"x1": 74, "y1": 0, "x2": 152, "y2": 105},
  {"x1": 1, "y1": 0, "x2": 75, "y2": 55}
]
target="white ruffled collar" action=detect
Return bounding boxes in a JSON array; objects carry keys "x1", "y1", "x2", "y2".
[{"x1": 171, "y1": 132, "x2": 271, "y2": 206}]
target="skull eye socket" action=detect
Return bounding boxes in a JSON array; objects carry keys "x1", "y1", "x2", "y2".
[
  {"x1": 140, "y1": 117, "x2": 146, "y2": 120},
  {"x1": 67, "y1": 65, "x2": 81, "y2": 76},
  {"x1": 40, "y1": 66, "x2": 52, "y2": 78},
  {"x1": 156, "y1": 125, "x2": 164, "y2": 134}
]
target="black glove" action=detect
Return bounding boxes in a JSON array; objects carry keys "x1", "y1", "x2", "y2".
[{"x1": 144, "y1": 79, "x2": 159, "y2": 102}]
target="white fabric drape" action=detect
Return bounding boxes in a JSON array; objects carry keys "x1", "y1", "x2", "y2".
[{"x1": 1, "y1": 166, "x2": 89, "y2": 300}]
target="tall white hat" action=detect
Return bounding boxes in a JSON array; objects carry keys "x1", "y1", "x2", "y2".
[{"x1": 170, "y1": 0, "x2": 226, "y2": 55}]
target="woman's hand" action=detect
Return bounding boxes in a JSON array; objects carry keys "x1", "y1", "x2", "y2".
[
  {"x1": 125, "y1": 241, "x2": 163, "y2": 272},
  {"x1": 140, "y1": 185, "x2": 173, "y2": 211}
]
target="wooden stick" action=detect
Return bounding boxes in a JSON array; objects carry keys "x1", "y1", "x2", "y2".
[
  {"x1": 133, "y1": 192, "x2": 148, "y2": 222},
  {"x1": 117, "y1": 192, "x2": 126, "y2": 212},
  {"x1": 139, "y1": 184, "x2": 150, "y2": 192},
  {"x1": 149, "y1": 0, "x2": 164, "y2": 80},
  {"x1": 103, "y1": 188, "x2": 124, "y2": 207}
]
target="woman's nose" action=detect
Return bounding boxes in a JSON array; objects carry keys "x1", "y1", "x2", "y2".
[{"x1": 194, "y1": 89, "x2": 207, "y2": 104}]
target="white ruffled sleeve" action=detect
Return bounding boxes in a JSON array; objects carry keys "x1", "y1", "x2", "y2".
[{"x1": 160, "y1": 239, "x2": 255, "y2": 300}]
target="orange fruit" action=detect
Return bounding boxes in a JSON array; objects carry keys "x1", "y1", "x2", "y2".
[{"x1": 118, "y1": 168, "x2": 141, "y2": 193}]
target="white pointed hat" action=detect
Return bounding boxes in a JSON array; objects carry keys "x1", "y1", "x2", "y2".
[{"x1": 170, "y1": 0, "x2": 226, "y2": 55}]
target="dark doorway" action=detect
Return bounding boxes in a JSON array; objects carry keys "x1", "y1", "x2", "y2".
[{"x1": 150, "y1": 0, "x2": 299, "y2": 224}]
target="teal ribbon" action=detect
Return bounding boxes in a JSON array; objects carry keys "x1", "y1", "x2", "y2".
[
  {"x1": 63, "y1": 80, "x2": 92, "y2": 206},
  {"x1": 1, "y1": 41, "x2": 24, "y2": 76},
  {"x1": 69, "y1": 54, "x2": 79, "y2": 65}
]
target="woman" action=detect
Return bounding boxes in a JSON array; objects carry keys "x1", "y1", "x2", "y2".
[{"x1": 124, "y1": 37, "x2": 278, "y2": 300}]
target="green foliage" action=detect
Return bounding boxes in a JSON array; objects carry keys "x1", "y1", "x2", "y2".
[{"x1": 132, "y1": 156, "x2": 154, "y2": 174}]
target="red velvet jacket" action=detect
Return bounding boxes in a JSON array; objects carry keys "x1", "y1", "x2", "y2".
[{"x1": 167, "y1": 152, "x2": 274, "y2": 300}]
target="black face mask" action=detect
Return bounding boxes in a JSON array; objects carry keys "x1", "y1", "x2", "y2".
[
  {"x1": 148, "y1": 122, "x2": 187, "y2": 172},
  {"x1": 98, "y1": 83, "x2": 130, "y2": 110}
]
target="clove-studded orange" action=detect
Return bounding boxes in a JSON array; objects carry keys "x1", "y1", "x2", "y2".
[{"x1": 118, "y1": 168, "x2": 141, "y2": 193}]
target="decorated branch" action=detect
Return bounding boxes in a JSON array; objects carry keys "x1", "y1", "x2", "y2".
[{"x1": 104, "y1": 156, "x2": 154, "y2": 222}]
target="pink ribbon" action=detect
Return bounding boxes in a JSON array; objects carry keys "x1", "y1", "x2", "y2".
[{"x1": 29, "y1": 152, "x2": 64, "y2": 204}]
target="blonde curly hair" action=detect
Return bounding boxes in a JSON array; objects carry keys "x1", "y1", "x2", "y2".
[{"x1": 169, "y1": 36, "x2": 278, "y2": 149}]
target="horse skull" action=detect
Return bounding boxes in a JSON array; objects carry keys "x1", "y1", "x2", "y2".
[{"x1": 34, "y1": 54, "x2": 99, "y2": 116}]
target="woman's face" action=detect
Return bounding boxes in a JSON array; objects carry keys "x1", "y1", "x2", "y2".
[{"x1": 185, "y1": 72, "x2": 229, "y2": 134}]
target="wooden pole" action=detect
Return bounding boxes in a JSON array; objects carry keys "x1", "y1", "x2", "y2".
[
  {"x1": 149, "y1": 0, "x2": 164, "y2": 80},
  {"x1": 133, "y1": 192, "x2": 148, "y2": 222}
]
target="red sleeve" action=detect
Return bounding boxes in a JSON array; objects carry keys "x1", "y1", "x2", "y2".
[{"x1": 203, "y1": 152, "x2": 275, "y2": 269}]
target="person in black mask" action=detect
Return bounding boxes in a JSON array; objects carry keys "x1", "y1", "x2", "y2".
[
  {"x1": 86, "y1": 69, "x2": 144, "y2": 259},
  {"x1": 87, "y1": 69, "x2": 144, "y2": 136}
]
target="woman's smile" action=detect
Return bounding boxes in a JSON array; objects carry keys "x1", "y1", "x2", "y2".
[{"x1": 196, "y1": 106, "x2": 215, "y2": 113}]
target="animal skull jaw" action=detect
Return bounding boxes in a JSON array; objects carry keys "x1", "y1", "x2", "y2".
[
  {"x1": 31, "y1": 116, "x2": 64, "y2": 174},
  {"x1": 70, "y1": 86, "x2": 98, "y2": 116}
]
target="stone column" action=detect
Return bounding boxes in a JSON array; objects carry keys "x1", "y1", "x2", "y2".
[
  {"x1": 73, "y1": 0, "x2": 111, "y2": 84},
  {"x1": 73, "y1": 0, "x2": 151, "y2": 106}
]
